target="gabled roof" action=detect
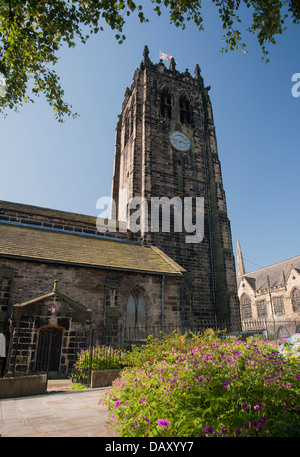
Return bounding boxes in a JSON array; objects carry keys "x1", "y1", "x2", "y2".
[
  {"x1": 237, "y1": 255, "x2": 300, "y2": 291},
  {"x1": 0, "y1": 223, "x2": 185, "y2": 276},
  {"x1": 13, "y1": 280, "x2": 92, "y2": 312}
]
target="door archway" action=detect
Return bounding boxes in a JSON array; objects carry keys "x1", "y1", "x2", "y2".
[{"x1": 35, "y1": 326, "x2": 63, "y2": 376}]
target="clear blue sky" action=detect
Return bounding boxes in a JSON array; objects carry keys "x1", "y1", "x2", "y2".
[{"x1": 0, "y1": 3, "x2": 299, "y2": 273}]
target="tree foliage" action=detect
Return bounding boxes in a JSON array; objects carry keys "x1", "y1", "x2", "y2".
[{"x1": 0, "y1": 0, "x2": 299, "y2": 122}]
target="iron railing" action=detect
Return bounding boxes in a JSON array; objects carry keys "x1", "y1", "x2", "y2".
[{"x1": 3, "y1": 317, "x2": 300, "y2": 382}]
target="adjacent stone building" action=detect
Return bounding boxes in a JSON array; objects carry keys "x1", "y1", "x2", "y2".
[{"x1": 237, "y1": 239, "x2": 300, "y2": 338}]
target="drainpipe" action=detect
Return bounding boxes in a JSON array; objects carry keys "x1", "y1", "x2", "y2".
[{"x1": 161, "y1": 275, "x2": 165, "y2": 329}]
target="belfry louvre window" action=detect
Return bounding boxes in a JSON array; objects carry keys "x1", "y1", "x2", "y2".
[
  {"x1": 179, "y1": 95, "x2": 191, "y2": 125},
  {"x1": 291, "y1": 288, "x2": 300, "y2": 312},
  {"x1": 160, "y1": 88, "x2": 172, "y2": 119}
]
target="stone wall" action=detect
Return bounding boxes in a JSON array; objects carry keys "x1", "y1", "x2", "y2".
[
  {"x1": 0, "y1": 258, "x2": 180, "y2": 330},
  {"x1": 0, "y1": 257, "x2": 180, "y2": 376}
]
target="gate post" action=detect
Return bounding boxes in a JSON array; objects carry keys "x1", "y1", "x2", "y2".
[{"x1": 88, "y1": 328, "x2": 94, "y2": 387}]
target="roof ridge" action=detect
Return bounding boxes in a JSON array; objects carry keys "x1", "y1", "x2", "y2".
[{"x1": 240, "y1": 254, "x2": 300, "y2": 276}]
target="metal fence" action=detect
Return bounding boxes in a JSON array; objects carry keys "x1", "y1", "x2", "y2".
[{"x1": 3, "y1": 317, "x2": 300, "y2": 382}]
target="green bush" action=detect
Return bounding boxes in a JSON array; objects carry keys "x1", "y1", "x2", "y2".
[
  {"x1": 71, "y1": 345, "x2": 126, "y2": 385},
  {"x1": 102, "y1": 330, "x2": 300, "y2": 437}
]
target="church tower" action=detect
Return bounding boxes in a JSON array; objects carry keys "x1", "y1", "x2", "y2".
[{"x1": 111, "y1": 46, "x2": 240, "y2": 325}]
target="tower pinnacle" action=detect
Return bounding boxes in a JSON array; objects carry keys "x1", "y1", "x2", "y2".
[{"x1": 237, "y1": 238, "x2": 245, "y2": 276}]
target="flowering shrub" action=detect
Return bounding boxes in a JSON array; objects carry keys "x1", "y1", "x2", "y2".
[
  {"x1": 278, "y1": 335, "x2": 300, "y2": 360},
  {"x1": 102, "y1": 330, "x2": 300, "y2": 437},
  {"x1": 71, "y1": 345, "x2": 125, "y2": 385}
]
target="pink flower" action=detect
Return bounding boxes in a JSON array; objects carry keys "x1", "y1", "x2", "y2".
[
  {"x1": 141, "y1": 397, "x2": 147, "y2": 403},
  {"x1": 115, "y1": 400, "x2": 121, "y2": 407},
  {"x1": 157, "y1": 419, "x2": 170, "y2": 427},
  {"x1": 254, "y1": 402, "x2": 263, "y2": 410},
  {"x1": 202, "y1": 426, "x2": 214, "y2": 435},
  {"x1": 212, "y1": 342, "x2": 217, "y2": 347}
]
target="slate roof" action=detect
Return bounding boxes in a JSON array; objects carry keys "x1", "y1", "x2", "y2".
[
  {"x1": 237, "y1": 255, "x2": 300, "y2": 291},
  {"x1": 0, "y1": 223, "x2": 185, "y2": 276}
]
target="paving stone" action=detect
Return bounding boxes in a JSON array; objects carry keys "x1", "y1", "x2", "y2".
[{"x1": 0, "y1": 387, "x2": 118, "y2": 437}]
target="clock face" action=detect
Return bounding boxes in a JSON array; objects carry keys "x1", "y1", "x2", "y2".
[{"x1": 169, "y1": 131, "x2": 191, "y2": 152}]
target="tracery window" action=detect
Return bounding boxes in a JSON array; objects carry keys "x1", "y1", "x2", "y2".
[
  {"x1": 160, "y1": 87, "x2": 172, "y2": 119},
  {"x1": 179, "y1": 94, "x2": 191, "y2": 125},
  {"x1": 240, "y1": 294, "x2": 252, "y2": 320},
  {"x1": 257, "y1": 299, "x2": 267, "y2": 318},
  {"x1": 273, "y1": 296, "x2": 285, "y2": 315},
  {"x1": 291, "y1": 288, "x2": 300, "y2": 313},
  {"x1": 126, "y1": 289, "x2": 146, "y2": 328}
]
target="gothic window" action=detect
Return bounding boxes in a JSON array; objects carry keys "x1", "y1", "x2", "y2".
[
  {"x1": 160, "y1": 87, "x2": 172, "y2": 119},
  {"x1": 257, "y1": 300, "x2": 267, "y2": 318},
  {"x1": 291, "y1": 288, "x2": 300, "y2": 313},
  {"x1": 126, "y1": 289, "x2": 146, "y2": 328},
  {"x1": 179, "y1": 94, "x2": 191, "y2": 125},
  {"x1": 240, "y1": 294, "x2": 252, "y2": 320},
  {"x1": 273, "y1": 296, "x2": 285, "y2": 315}
]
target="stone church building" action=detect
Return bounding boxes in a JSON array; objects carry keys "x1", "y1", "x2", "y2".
[
  {"x1": 237, "y1": 239, "x2": 300, "y2": 338},
  {"x1": 0, "y1": 47, "x2": 240, "y2": 376}
]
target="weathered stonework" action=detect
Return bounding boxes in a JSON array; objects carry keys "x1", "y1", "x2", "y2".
[
  {"x1": 112, "y1": 48, "x2": 240, "y2": 323},
  {"x1": 0, "y1": 258, "x2": 181, "y2": 329}
]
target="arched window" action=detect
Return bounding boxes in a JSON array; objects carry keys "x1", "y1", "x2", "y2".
[
  {"x1": 240, "y1": 294, "x2": 252, "y2": 320},
  {"x1": 160, "y1": 87, "x2": 172, "y2": 119},
  {"x1": 291, "y1": 288, "x2": 300, "y2": 313},
  {"x1": 126, "y1": 289, "x2": 146, "y2": 328},
  {"x1": 179, "y1": 94, "x2": 191, "y2": 125}
]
